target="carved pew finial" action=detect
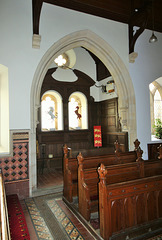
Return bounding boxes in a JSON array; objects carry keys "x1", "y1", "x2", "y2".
[
  {"x1": 63, "y1": 144, "x2": 68, "y2": 156},
  {"x1": 63, "y1": 144, "x2": 71, "y2": 158},
  {"x1": 134, "y1": 139, "x2": 140, "y2": 151},
  {"x1": 157, "y1": 144, "x2": 162, "y2": 160},
  {"x1": 98, "y1": 163, "x2": 107, "y2": 185},
  {"x1": 136, "y1": 147, "x2": 144, "y2": 162},
  {"x1": 77, "y1": 152, "x2": 84, "y2": 165},
  {"x1": 133, "y1": 139, "x2": 143, "y2": 161}
]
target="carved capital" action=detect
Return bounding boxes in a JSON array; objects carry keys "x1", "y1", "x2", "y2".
[
  {"x1": 129, "y1": 52, "x2": 138, "y2": 63},
  {"x1": 32, "y1": 34, "x2": 41, "y2": 49}
]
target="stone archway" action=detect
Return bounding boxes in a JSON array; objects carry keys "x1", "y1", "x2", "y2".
[{"x1": 30, "y1": 29, "x2": 137, "y2": 195}]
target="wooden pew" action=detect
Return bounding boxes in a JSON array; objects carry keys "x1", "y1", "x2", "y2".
[
  {"x1": 77, "y1": 145, "x2": 162, "y2": 221},
  {"x1": 78, "y1": 158, "x2": 145, "y2": 221},
  {"x1": 63, "y1": 139, "x2": 141, "y2": 203},
  {"x1": 63, "y1": 145, "x2": 77, "y2": 202},
  {"x1": 98, "y1": 164, "x2": 162, "y2": 240}
]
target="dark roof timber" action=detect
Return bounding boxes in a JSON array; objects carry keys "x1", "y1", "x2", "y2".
[{"x1": 32, "y1": 0, "x2": 162, "y2": 53}]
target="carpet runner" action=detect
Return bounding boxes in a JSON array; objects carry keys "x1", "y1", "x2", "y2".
[{"x1": 6, "y1": 194, "x2": 30, "y2": 240}]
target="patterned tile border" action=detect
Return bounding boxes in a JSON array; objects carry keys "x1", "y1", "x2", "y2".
[
  {"x1": 46, "y1": 198, "x2": 84, "y2": 240},
  {"x1": 25, "y1": 194, "x2": 96, "y2": 240},
  {"x1": 25, "y1": 198, "x2": 53, "y2": 240},
  {"x1": 24, "y1": 194, "x2": 162, "y2": 240}
]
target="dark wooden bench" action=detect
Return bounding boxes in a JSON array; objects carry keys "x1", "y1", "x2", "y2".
[
  {"x1": 77, "y1": 147, "x2": 162, "y2": 221},
  {"x1": 63, "y1": 139, "x2": 141, "y2": 202},
  {"x1": 98, "y1": 164, "x2": 162, "y2": 240},
  {"x1": 78, "y1": 159, "x2": 145, "y2": 221}
]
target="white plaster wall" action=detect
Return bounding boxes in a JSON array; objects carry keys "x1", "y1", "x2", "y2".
[
  {"x1": 129, "y1": 29, "x2": 162, "y2": 158},
  {"x1": 0, "y1": 0, "x2": 129, "y2": 130},
  {"x1": 40, "y1": 3, "x2": 129, "y2": 67},
  {"x1": 51, "y1": 47, "x2": 96, "y2": 83},
  {"x1": 0, "y1": 0, "x2": 42, "y2": 129},
  {"x1": 73, "y1": 47, "x2": 96, "y2": 81}
]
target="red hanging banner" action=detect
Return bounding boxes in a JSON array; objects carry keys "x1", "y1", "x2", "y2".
[{"x1": 94, "y1": 126, "x2": 102, "y2": 147}]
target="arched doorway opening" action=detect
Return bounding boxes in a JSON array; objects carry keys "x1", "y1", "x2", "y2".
[{"x1": 30, "y1": 30, "x2": 136, "y2": 196}]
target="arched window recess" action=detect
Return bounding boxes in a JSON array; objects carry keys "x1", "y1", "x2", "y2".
[
  {"x1": 68, "y1": 92, "x2": 88, "y2": 130},
  {"x1": 149, "y1": 81, "x2": 162, "y2": 140},
  {"x1": 41, "y1": 90, "x2": 63, "y2": 131}
]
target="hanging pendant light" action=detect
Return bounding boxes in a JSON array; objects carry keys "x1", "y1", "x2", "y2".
[
  {"x1": 149, "y1": 0, "x2": 158, "y2": 43},
  {"x1": 149, "y1": 32, "x2": 158, "y2": 43}
]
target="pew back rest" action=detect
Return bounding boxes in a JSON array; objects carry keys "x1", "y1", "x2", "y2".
[
  {"x1": 82, "y1": 151, "x2": 137, "y2": 169},
  {"x1": 80, "y1": 162, "x2": 143, "y2": 201},
  {"x1": 66, "y1": 151, "x2": 137, "y2": 181},
  {"x1": 105, "y1": 162, "x2": 142, "y2": 184},
  {"x1": 67, "y1": 158, "x2": 78, "y2": 180},
  {"x1": 115, "y1": 151, "x2": 137, "y2": 163}
]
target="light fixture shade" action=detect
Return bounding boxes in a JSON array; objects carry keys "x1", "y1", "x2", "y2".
[{"x1": 149, "y1": 32, "x2": 158, "y2": 43}]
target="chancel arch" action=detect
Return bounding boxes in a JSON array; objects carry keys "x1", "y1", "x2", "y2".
[{"x1": 30, "y1": 29, "x2": 136, "y2": 194}]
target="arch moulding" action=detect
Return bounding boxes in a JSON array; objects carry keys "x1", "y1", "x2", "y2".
[{"x1": 30, "y1": 29, "x2": 137, "y2": 195}]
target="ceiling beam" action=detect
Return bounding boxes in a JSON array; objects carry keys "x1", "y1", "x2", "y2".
[
  {"x1": 32, "y1": 0, "x2": 43, "y2": 35},
  {"x1": 129, "y1": 0, "x2": 151, "y2": 54}
]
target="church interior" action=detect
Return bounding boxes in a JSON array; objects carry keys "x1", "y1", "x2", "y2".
[{"x1": 0, "y1": 0, "x2": 162, "y2": 239}]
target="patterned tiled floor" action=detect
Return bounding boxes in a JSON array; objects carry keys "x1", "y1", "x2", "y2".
[
  {"x1": 23, "y1": 169, "x2": 162, "y2": 240},
  {"x1": 24, "y1": 193, "x2": 98, "y2": 240},
  {"x1": 25, "y1": 198, "x2": 53, "y2": 240},
  {"x1": 46, "y1": 198, "x2": 95, "y2": 240}
]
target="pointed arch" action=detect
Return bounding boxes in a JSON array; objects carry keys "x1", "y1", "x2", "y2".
[{"x1": 30, "y1": 29, "x2": 136, "y2": 193}]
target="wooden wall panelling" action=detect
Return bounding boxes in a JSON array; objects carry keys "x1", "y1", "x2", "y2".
[
  {"x1": 147, "y1": 143, "x2": 162, "y2": 160},
  {"x1": 102, "y1": 132, "x2": 128, "y2": 151},
  {"x1": 100, "y1": 98, "x2": 118, "y2": 133},
  {"x1": 37, "y1": 69, "x2": 128, "y2": 171}
]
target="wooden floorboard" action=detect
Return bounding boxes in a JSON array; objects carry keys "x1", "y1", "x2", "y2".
[{"x1": 37, "y1": 167, "x2": 63, "y2": 189}]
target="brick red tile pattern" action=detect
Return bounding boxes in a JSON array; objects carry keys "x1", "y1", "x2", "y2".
[
  {"x1": 0, "y1": 132, "x2": 30, "y2": 199},
  {"x1": 0, "y1": 133, "x2": 29, "y2": 182}
]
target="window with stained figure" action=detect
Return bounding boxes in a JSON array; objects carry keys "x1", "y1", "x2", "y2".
[
  {"x1": 41, "y1": 94, "x2": 58, "y2": 131},
  {"x1": 41, "y1": 91, "x2": 87, "y2": 131},
  {"x1": 69, "y1": 97, "x2": 82, "y2": 129},
  {"x1": 68, "y1": 92, "x2": 88, "y2": 130}
]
